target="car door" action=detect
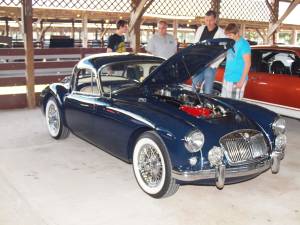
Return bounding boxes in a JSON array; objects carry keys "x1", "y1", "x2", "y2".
[
  {"x1": 243, "y1": 49, "x2": 267, "y2": 100},
  {"x1": 244, "y1": 49, "x2": 300, "y2": 109},
  {"x1": 64, "y1": 68, "x2": 99, "y2": 141},
  {"x1": 90, "y1": 62, "x2": 145, "y2": 159}
]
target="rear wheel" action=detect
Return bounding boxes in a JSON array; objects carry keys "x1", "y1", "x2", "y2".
[
  {"x1": 132, "y1": 131, "x2": 179, "y2": 198},
  {"x1": 45, "y1": 97, "x2": 70, "y2": 139}
]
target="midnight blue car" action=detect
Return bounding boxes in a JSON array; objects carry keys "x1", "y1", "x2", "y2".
[{"x1": 41, "y1": 39, "x2": 286, "y2": 198}]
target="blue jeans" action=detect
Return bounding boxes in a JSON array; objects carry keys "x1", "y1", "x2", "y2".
[{"x1": 192, "y1": 67, "x2": 217, "y2": 94}]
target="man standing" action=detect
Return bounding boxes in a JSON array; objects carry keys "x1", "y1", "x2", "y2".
[
  {"x1": 221, "y1": 23, "x2": 251, "y2": 100},
  {"x1": 192, "y1": 10, "x2": 225, "y2": 94},
  {"x1": 146, "y1": 20, "x2": 177, "y2": 59},
  {"x1": 107, "y1": 20, "x2": 128, "y2": 53}
]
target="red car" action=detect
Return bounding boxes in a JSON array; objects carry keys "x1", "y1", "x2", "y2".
[{"x1": 214, "y1": 45, "x2": 300, "y2": 119}]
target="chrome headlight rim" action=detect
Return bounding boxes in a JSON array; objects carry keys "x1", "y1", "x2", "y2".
[
  {"x1": 272, "y1": 117, "x2": 286, "y2": 136},
  {"x1": 184, "y1": 130, "x2": 205, "y2": 153}
]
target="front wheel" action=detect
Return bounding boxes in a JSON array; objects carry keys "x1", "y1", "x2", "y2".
[
  {"x1": 132, "y1": 131, "x2": 179, "y2": 198},
  {"x1": 45, "y1": 97, "x2": 70, "y2": 139}
]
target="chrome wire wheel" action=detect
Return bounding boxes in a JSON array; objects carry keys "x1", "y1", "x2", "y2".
[
  {"x1": 138, "y1": 143, "x2": 164, "y2": 188},
  {"x1": 46, "y1": 98, "x2": 61, "y2": 137},
  {"x1": 133, "y1": 137, "x2": 166, "y2": 195}
]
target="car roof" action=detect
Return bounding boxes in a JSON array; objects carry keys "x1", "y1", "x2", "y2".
[
  {"x1": 252, "y1": 45, "x2": 300, "y2": 57},
  {"x1": 76, "y1": 53, "x2": 164, "y2": 71}
]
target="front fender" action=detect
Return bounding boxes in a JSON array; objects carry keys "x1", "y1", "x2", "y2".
[
  {"x1": 40, "y1": 83, "x2": 69, "y2": 113},
  {"x1": 117, "y1": 100, "x2": 196, "y2": 168}
]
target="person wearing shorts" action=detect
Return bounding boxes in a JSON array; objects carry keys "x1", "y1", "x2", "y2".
[{"x1": 221, "y1": 23, "x2": 251, "y2": 100}]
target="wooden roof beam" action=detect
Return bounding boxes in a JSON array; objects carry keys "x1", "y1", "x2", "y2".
[
  {"x1": 129, "y1": 0, "x2": 154, "y2": 53},
  {"x1": 267, "y1": 0, "x2": 300, "y2": 37},
  {"x1": 265, "y1": 0, "x2": 277, "y2": 21},
  {"x1": 129, "y1": 0, "x2": 154, "y2": 33}
]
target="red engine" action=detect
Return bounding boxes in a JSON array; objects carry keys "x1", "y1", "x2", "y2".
[{"x1": 179, "y1": 105, "x2": 213, "y2": 118}]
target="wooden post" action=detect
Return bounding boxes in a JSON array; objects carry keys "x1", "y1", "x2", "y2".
[
  {"x1": 240, "y1": 24, "x2": 246, "y2": 37},
  {"x1": 152, "y1": 23, "x2": 155, "y2": 34},
  {"x1": 101, "y1": 22, "x2": 104, "y2": 47},
  {"x1": 129, "y1": 0, "x2": 154, "y2": 53},
  {"x1": 173, "y1": 19, "x2": 178, "y2": 39},
  {"x1": 272, "y1": 0, "x2": 279, "y2": 44},
  {"x1": 72, "y1": 20, "x2": 75, "y2": 39},
  {"x1": 95, "y1": 27, "x2": 98, "y2": 40},
  {"x1": 5, "y1": 18, "x2": 9, "y2": 37},
  {"x1": 82, "y1": 14, "x2": 88, "y2": 48},
  {"x1": 133, "y1": 18, "x2": 141, "y2": 53},
  {"x1": 292, "y1": 29, "x2": 297, "y2": 45},
  {"x1": 210, "y1": 0, "x2": 221, "y2": 20},
  {"x1": 21, "y1": 0, "x2": 36, "y2": 108},
  {"x1": 40, "y1": 19, "x2": 43, "y2": 48}
]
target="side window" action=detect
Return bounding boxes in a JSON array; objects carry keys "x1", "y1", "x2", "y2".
[
  {"x1": 250, "y1": 50, "x2": 263, "y2": 72},
  {"x1": 99, "y1": 61, "x2": 161, "y2": 93},
  {"x1": 271, "y1": 52, "x2": 293, "y2": 75},
  {"x1": 99, "y1": 63, "x2": 130, "y2": 93},
  {"x1": 291, "y1": 56, "x2": 300, "y2": 76},
  {"x1": 259, "y1": 50, "x2": 297, "y2": 75},
  {"x1": 75, "y1": 69, "x2": 99, "y2": 95}
]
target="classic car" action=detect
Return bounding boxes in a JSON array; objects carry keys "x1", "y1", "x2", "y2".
[
  {"x1": 41, "y1": 39, "x2": 286, "y2": 198},
  {"x1": 213, "y1": 45, "x2": 300, "y2": 119}
]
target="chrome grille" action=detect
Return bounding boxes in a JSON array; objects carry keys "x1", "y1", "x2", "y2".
[{"x1": 219, "y1": 130, "x2": 269, "y2": 165}]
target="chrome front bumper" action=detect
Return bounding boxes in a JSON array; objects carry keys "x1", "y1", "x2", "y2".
[{"x1": 172, "y1": 152, "x2": 282, "y2": 188}]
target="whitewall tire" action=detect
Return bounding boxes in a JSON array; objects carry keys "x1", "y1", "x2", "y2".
[
  {"x1": 45, "y1": 97, "x2": 70, "y2": 139},
  {"x1": 133, "y1": 131, "x2": 179, "y2": 198}
]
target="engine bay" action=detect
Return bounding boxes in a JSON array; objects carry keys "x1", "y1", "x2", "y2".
[{"x1": 153, "y1": 85, "x2": 229, "y2": 119}]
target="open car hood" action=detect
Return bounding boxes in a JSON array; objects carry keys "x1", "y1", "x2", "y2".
[{"x1": 142, "y1": 38, "x2": 235, "y2": 87}]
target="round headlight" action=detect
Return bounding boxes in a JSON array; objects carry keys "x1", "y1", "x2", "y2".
[
  {"x1": 275, "y1": 134, "x2": 287, "y2": 152},
  {"x1": 272, "y1": 117, "x2": 286, "y2": 135},
  {"x1": 184, "y1": 130, "x2": 205, "y2": 153}
]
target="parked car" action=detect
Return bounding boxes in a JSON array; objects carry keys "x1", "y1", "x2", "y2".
[
  {"x1": 213, "y1": 45, "x2": 300, "y2": 119},
  {"x1": 41, "y1": 39, "x2": 286, "y2": 198}
]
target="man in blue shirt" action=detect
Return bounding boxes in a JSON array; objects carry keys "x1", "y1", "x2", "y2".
[{"x1": 221, "y1": 23, "x2": 251, "y2": 99}]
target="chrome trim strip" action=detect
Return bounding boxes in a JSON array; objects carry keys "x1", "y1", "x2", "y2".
[
  {"x1": 242, "y1": 98, "x2": 300, "y2": 119},
  {"x1": 172, "y1": 159, "x2": 272, "y2": 182}
]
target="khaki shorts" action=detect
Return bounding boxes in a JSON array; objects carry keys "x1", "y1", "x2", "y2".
[{"x1": 221, "y1": 80, "x2": 247, "y2": 100}]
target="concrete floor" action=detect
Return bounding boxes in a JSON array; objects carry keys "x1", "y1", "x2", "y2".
[{"x1": 0, "y1": 108, "x2": 299, "y2": 225}]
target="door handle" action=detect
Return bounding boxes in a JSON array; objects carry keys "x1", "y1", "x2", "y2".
[{"x1": 80, "y1": 103, "x2": 90, "y2": 108}]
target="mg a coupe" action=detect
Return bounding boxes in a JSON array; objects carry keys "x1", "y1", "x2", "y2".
[{"x1": 41, "y1": 39, "x2": 286, "y2": 198}]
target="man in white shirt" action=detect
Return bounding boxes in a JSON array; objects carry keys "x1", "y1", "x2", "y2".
[
  {"x1": 146, "y1": 20, "x2": 177, "y2": 59},
  {"x1": 192, "y1": 10, "x2": 225, "y2": 94}
]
